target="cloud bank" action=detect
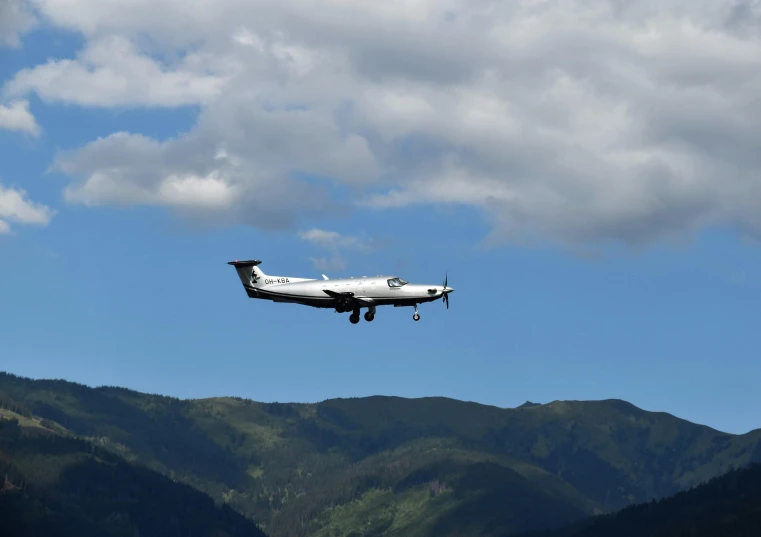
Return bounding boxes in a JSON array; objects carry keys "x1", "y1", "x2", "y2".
[{"x1": 7, "y1": 0, "x2": 761, "y2": 246}]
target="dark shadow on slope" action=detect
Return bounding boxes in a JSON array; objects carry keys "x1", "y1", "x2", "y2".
[{"x1": 516, "y1": 463, "x2": 761, "y2": 537}]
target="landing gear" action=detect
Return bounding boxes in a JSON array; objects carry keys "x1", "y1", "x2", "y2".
[
  {"x1": 348, "y1": 306, "x2": 375, "y2": 324},
  {"x1": 413, "y1": 305, "x2": 420, "y2": 322}
]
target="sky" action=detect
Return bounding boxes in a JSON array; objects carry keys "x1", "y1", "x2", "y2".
[{"x1": 1, "y1": 0, "x2": 760, "y2": 435}]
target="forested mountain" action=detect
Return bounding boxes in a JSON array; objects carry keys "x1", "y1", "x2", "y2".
[
  {"x1": 1, "y1": 372, "x2": 760, "y2": 537},
  {"x1": 516, "y1": 463, "x2": 761, "y2": 537},
  {"x1": 0, "y1": 411, "x2": 266, "y2": 537}
]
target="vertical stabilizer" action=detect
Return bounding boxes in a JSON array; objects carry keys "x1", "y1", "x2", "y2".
[{"x1": 227, "y1": 260, "x2": 266, "y2": 289}]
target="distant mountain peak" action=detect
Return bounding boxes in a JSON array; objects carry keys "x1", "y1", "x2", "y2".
[{"x1": 518, "y1": 401, "x2": 542, "y2": 408}]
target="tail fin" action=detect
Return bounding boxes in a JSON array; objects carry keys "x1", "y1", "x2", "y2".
[{"x1": 227, "y1": 259, "x2": 266, "y2": 289}]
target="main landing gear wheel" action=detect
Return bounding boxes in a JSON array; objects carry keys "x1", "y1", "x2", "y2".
[
  {"x1": 364, "y1": 312, "x2": 375, "y2": 322},
  {"x1": 349, "y1": 312, "x2": 360, "y2": 324}
]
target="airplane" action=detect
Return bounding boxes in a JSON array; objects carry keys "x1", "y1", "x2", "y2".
[{"x1": 227, "y1": 259, "x2": 454, "y2": 323}]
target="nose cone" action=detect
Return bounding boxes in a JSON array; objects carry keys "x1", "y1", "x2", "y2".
[{"x1": 443, "y1": 286, "x2": 454, "y2": 294}]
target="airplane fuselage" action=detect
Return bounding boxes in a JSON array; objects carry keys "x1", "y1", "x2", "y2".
[{"x1": 244, "y1": 275, "x2": 445, "y2": 309}]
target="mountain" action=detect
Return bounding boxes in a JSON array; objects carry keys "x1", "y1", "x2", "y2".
[
  {"x1": 1, "y1": 372, "x2": 760, "y2": 537},
  {"x1": 0, "y1": 407, "x2": 266, "y2": 537},
  {"x1": 515, "y1": 462, "x2": 761, "y2": 537}
]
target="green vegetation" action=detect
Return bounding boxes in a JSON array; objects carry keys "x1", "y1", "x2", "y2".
[{"x1": 1, "y1": 372, "x2": 760, "y2": 537}]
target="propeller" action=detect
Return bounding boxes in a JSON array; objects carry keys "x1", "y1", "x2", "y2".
[{"x1": 442, "y1": 272, "x2": 450, "y2": 309}]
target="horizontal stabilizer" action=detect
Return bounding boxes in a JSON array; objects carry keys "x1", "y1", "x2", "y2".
[{"x1": 227, "y1": 260, "x2": 262, "y2": 268}]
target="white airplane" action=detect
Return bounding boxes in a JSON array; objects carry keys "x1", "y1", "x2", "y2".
[{"x1": 228, "y1": 259, "x2": 453, "y2": 323}]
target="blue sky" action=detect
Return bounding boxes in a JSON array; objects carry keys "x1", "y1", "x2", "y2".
[{"x1": 2, "y1": 1, "x2": 761, "y2": 435}]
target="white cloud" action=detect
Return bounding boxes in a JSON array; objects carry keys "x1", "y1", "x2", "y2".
[
  {"x1": 0, "y1": 100, "x2": 41, "y2": 136},
  {"x1": 307, "y1": 256, "x2": 347, "y2": 272},
  {"x1": 298, "y1": 228, "x2": 383, "y2": 270},
  {"x1": 54, "y1": 130, "x2": 340, "y2": 229},
  {"x1": 298, "y1": 228, "x2": 373, "y2": 251},
  {"x1": 10, "y1": 0, "x2": 761, "y2": 245},
  {"x1": 0, "y1": 0, "x2": 36, "y2": 48},
  {"x1": 5, "y1": 36, "x2": 232, "y2": 107},
  {"x1": 0, "y1": 183, "x2": 55, "y2": 234}
]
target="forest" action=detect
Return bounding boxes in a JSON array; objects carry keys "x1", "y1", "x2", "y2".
[{"x1": 0, "y1": 417, "x2": 266, "y2": 537}]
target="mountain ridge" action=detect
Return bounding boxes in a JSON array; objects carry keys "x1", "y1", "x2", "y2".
[
  {"x1": 1, "y1": 371, "x2": 760, "y2": 537},
  {"x1": 14, "y1": 375, "x2": 754, "y2": 436}
]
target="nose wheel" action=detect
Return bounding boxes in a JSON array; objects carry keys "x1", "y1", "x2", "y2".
[{"x1": 413, "y1": 305, "x2": 420, "y2": 322}]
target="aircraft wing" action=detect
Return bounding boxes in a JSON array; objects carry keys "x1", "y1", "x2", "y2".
[
  {"x1": 323, "y1": 289, "x2": 353, "y2": 299},
  {"x1": 323, "y1": 289, "x2": 375, "y2": 306}
]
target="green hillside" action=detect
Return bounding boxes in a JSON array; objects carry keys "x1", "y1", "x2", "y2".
[
  {"x1": 0, "y1": 409, "x2": 266, "y2": 537},
  {"x1": 1, "y1": 372, "x2": 759, "y2": 537},
  {"x1": 516, "y1": 462, "x2": 761, "y2": 537}
]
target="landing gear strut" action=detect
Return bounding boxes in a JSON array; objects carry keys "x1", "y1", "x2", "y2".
[{"x1": 413, "y1": 304, "x2": 420, "y2": 322}]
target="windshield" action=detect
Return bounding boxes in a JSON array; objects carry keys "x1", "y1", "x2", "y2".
[{"x1": 387, "y1": 278, "x2": 408, "y2": 288}]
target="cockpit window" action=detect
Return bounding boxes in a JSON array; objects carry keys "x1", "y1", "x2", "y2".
[{"x1": 387, "y1": 278, "x2": 408, "y2": 288}]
